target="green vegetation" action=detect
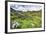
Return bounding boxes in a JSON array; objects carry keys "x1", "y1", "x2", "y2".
[{"x1": 10, "y1": 8, "x2": 42, "y2": 29}]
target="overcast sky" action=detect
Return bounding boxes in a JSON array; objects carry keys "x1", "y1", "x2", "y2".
[{"x1": 10, "y1": 4, "x2": 42, "y2": 11}]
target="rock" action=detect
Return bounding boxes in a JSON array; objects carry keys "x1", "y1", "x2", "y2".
[{"x1": 11, "y1": 21, "x2": 20, "y2": 29}]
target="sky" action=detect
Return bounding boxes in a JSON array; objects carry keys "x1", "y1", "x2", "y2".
[{"x1": 10, "y1": 4, "x2": 42, "y2": 11}]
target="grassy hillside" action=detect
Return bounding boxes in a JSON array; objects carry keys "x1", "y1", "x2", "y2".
[{"x1": 10, "y1": 8, "x2": 42, "y2": 29}]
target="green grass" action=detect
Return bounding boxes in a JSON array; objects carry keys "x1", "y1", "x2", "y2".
[{"x1": 10, "y1": 8, "x2": 42, "y2": 29}]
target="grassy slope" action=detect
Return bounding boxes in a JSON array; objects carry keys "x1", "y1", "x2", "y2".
[{"x1": 10, "y1": 8, "x2": 42, "y2": 29}]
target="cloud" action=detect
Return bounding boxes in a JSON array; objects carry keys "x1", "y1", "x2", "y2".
[{"x1": 10, "y1": 4, "x2": 42, "y2": 11}]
